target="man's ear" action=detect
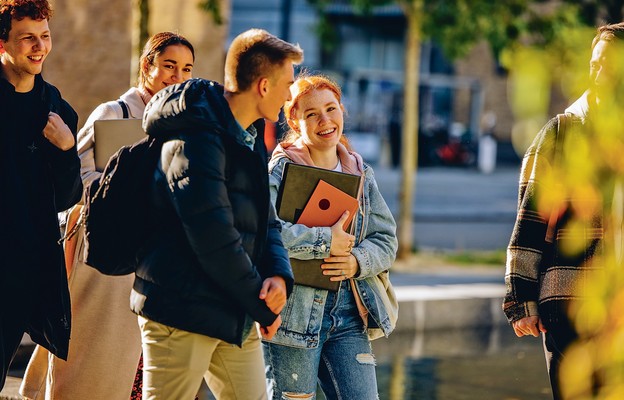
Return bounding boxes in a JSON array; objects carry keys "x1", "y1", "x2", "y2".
[
  {"x1": 257, "y1": 77, "x2": 270, "y2": 98},
  {"x1": 0, "y1": 41, "x2": 6, "y2": 55}
]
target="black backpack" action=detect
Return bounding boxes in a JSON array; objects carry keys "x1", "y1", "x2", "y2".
[{"x1": 82, "y1": 102, "x2": 163, "y2": 275}]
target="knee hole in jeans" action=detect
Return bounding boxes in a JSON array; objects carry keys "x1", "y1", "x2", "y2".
[
  {"x1": 356, "y1": 352, "x2": 376, "y2": 365},
  {"x1": 282, "y1": 393, "x2": 315, "y2": 399}
]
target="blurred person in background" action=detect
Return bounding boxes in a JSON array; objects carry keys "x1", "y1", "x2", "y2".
[
  {"x1": 264, "y1": 74, "x2": 398, "y2": 400},
  {"x1": 503, "y1": 22, "x2": 624, "y2": 400},
  {"x1": 20, "y1": 32, "x2": 195, "y2": 400},
  {"x1": 0, "y1": 0, "x2": 81, "y2": 390}
]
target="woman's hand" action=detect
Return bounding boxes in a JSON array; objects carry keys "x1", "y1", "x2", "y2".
[
  {"x1": 329, "y1": 211, "x2": 355, "y2": 256},
  {"x1": 322, "y1": 254, "x2": 359, "y2": 281}
]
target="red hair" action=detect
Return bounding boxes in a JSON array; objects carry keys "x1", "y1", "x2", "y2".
[{"x1": 282, "y1": 74, "x2": 351, "y2": 149}]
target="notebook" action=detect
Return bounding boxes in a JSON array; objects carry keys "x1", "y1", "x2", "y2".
[
  {"x1": 296, "y1": 179, "x2": 359, "y2": 230},
  {"x1": 276, "y1": 163, "x2": 361, "y2": 291},
  {"x1": 93, "y1": 118, "x2": 146, "y2": 171}
]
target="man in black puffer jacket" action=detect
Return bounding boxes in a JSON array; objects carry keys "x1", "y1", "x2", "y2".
[{"x1": 133, "y1": 29, "x2": 302, "y2": 399}]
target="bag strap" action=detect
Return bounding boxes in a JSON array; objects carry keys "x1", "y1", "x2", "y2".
[
  {"x1": 117, "y1": 100, "x2": 129, "y2": 119},
  {"x1": 554, "y1": 113, "x2": 568, "y2": 164},
  {"x1": 545, "y1": 113, "x2": 569, "y2": 243}
]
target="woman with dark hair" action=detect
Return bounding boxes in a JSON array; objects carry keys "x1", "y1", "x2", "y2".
[{"x1": 20, "y1": 32, "x2": 195, "y2": 400}]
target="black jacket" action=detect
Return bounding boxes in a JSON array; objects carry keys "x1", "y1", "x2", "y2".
[
  {"x1": 132, "y1": 78, "x2": 293, "y2": 345},
  {"x1": 0, "y1": 74, "x2": 82, "y2": 360}
]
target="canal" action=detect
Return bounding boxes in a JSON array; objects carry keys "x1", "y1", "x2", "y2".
[
  {"x1": 5, "y1": 326, "x2": 551, "y2": 400},
  {"x1": 369, "y1": 326, "x2": 552, "y2": 400}
]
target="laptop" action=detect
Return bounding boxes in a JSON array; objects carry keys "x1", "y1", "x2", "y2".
[{"x1": 93, "y1": 118, "x2": 146, "y2": 171}]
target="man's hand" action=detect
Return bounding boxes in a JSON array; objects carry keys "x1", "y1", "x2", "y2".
[
  {"x1": 329, "y1": 211, "x2": 355, "y2": 256},
  {"x1": 43, "y1": 112, "x2": 75, "y2": 151},
  {"x1": 512, "y1": 316, "x2": 547, "y2": 337},
  {"x1": 260, "y1": 315, "x2": 282, "y2": 340},
  {"x1": 259, "y1": 276, "x2": 287, "y2": 314}
]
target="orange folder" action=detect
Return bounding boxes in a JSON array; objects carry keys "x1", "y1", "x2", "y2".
[{"x1": 296, "y1": 179, "x2": 359, "y2": 231}]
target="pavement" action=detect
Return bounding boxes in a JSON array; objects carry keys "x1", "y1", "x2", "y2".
[
  {"x1": 2, "y1": 163, "x2": 518, "y2": 399},
  {"x1": 2, "y1": 265, "x2": 508, "y2": 400}
]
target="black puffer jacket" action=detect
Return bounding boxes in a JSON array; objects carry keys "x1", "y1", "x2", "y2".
[{"x1": 132, "y1": 79, "x2": 293, "y2": 345}]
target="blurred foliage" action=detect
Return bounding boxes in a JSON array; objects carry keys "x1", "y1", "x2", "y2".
[
  {"x1": 198, "y1": 0, "x2": 224, "y2": 25},
  {"x1": 308, "y1": 0, "x2": 624, "y2": 67},
  {"x1": 309, "y1": 0, "x2": 531, "y2": 58},
  {"x1": 306, "y1": 1, "x2": 624, "y2": 397},
  {"x1": 562, "y1": 0, "x2": 624, "y2": 25},
  {"x1": 135, "y1": 0, "x2": 223, "y2": 57},
  {"x1": 534, "y1": 38, "x2": 624, "y2": 398},
  {"x1": 308, "y1": 0, "x2": 622, "y2": 62}
]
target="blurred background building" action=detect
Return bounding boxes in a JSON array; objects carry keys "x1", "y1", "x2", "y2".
[{"x1": 43, "y1": 0, "x2": 583, "y2": 168}]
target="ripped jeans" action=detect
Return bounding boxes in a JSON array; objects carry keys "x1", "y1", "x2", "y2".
[{"x1": 263, "y1": 281, "x2": 379, "y2": 400}]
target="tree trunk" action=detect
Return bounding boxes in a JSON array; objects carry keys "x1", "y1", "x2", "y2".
[
  {"x1": 137, "y1": 0, "x2": 150, "y2": 54},
  {"x1": 130, "y1": 0, "x2": 149, "y2": 87},
  {"x1": 397, "y1": 0, "x2": 422, "y2": 259}
]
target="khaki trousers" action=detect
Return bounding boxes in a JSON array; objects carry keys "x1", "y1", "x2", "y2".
[{"x1": 139, "y1": 316, "x2": 268, "y2": 400}]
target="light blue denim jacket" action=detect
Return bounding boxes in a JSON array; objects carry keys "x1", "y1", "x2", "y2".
[{"x1": 266, "y1": 154, "x2": 398, "y2": 348}]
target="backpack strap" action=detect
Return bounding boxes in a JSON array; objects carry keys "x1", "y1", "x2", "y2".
[
  {"x1": 117, "y1": 100, "x2": 129, "y2": 119},
  {"x1": 58, "y1": 99, "x2": 129, "y2": 245},
  {"x1": 554, "y1": 113, "x2": 569, "y2": 164},
  {"x1": 545, "y1": 113, "x2": 569, "y2": 243}
]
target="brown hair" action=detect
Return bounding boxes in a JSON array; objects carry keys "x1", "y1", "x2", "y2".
[
  {"x1": 138, "y1": 31, "x2": 195, "y2": 88},
  {"x1": 281, "y1": 73, "x2": 351, "y2": 149},
  {"x1": 0, "y1": 0, "x2": 52, "y2": 41},
  {"x1": 224, "y1": 28, "x2": 303, "y2": 93},
  {"x1": 591, "y1": 22, "x2": 624, "y2": 50}
]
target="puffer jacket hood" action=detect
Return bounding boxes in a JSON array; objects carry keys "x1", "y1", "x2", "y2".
[{"x1": 143, "y1": 78, "x2": 236, "y2": 141}]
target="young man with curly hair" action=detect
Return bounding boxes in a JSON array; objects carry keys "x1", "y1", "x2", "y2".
[{"x1": 0, "y1": 0, "x2": 81, "y2": 390}]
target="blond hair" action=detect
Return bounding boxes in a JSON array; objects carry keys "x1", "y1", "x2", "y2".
[{"x1": 224, "y1": 28, "x2": 303, "y2": 93}]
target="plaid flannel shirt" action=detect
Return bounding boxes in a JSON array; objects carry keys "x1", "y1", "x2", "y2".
[{"x1": 503, "y1": 115, "x2": 603, "y2": 326}]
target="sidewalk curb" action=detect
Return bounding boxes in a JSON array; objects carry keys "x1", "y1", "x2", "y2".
[{"x1": 394, "y1": 283, "x2": 507, "y2": 332}]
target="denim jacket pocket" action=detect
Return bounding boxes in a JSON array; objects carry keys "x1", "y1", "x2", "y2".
[{"x1": 265, "y1": 285, "x2": 327, "y2": 348}]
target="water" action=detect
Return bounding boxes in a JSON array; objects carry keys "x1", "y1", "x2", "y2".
[{"x1": 370, "y1": 327, "x2": 552, "y2": 400}]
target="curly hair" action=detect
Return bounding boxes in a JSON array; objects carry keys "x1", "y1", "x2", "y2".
[{"x1": 0, "y1": 0, "x2": 52, "y2": 41}]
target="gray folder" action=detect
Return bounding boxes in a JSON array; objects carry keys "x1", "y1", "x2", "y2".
[{"x1": 93, "y1": 118, "x2": 146, "y2": 171}]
